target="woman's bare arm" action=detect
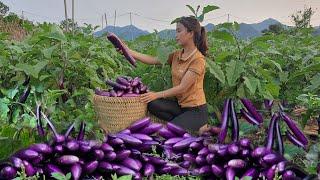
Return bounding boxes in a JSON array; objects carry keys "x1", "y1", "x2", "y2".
[{"x1": 129, "y1": 49, "x2": 162, "y2": 65}]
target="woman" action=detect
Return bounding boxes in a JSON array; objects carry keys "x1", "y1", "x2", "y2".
[{"x1": 118, "y1": 16, "x2": 210, "y2": 134}]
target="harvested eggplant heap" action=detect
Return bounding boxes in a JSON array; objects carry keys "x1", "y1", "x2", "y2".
[
  {"x1": 0, "y1": 99, "x2": 315, "y2": 180},
  {"x1": 95, "y1": 76, "x2": 149, "y2": 97}
]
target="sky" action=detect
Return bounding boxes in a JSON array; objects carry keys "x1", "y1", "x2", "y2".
[{"x1": 2, "y1": 0, "x2": 320, "y2": 32}]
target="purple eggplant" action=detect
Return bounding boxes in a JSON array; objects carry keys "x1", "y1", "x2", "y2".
[
  {"x1": 179, "y1": 162, "x2": 191, "y2": 170},
  {"x1": 195, "y1": 155, "x2": 206, "y2": 165},
  {"x1": 64, "y1": 122, "x2": 75, "y2": 139},
  {"x1": 116, "y1": 77, "x2": 131, "y2": 86},
  {"x1": 282, "y1": 170, "x2": 296, "y2": 180},
  {"x1": 107, "y1": 33, "x2": 136, "y2": 67},
  {"x1": 158, "y1": 127, "x2": 176, "y2": 139},
  {"x1": 117, "y1": 90, "x2": 125, "y2": 97},
  {"x1": 286, "y1": 130, "x2": 307, "y2": 149},
  {"x1": 139, "y1": 123, "x2": 163, "y2": 135},
  {"x1": 46, "y1": 164, "x2": 63, "y2": 176},
  {"x1": 218, "y1": 99, "x2": 230, "y2": 143},
  {"x1": 122, "y1": 93, "x2": 140, "y2": 97},
  {"x1": 241, "y1": 168, "x2": 259, "y2": 179},
  {"x1": 84, "y1": 160, "x2": 98, "y2": 174},
  {"x1": 79, "y1": 144, "x2": 91, "y2": 153},
  {"x1": 116, "y1": 165, "x2": 137, "y2": 176},
  {"x1": 227, "y1": 159, "x2": 246, "y2": 169},
  {"x1": 30, "y1": 143, "x2": 52, "y2": 154},
  {"x1": 22, "y1": 75, "x2": 30, "y2": 86},
  {"x1": 18, "y1": 85, "x2": 31, "y2": 103},
  {"x1": 275, "y1": 119, "x2": 284, "y2": 155},
  {"x1": 265, "y1": 165, "x2": 277, "y2": 180},
  {"x1": 146, "y1": 155, "x2": 166, "y2": 165},
  {"x1": 101, "y1": 143, "x2": 114, "y2": 152},
  {"x1": 266, "y1": 113, "x2": 279, "y2": 150},
  {"x1": 0, "y1": 166, "x2": 17, "y2": 179},
  {"x1": 281, "y1": 112, "x2": 308, "y2": 146},
  {"x1": 131, "y1": 133, "x2": 153, "y2": 141},
  {"x1": 54, "y1": 145, "x2": 64, "y2": 153},
  {"x1": 170, "y1": 167, "x2": 189, "y2": 176},
  {"x1": 106, "y1": 79, "x2": 128, "y2": 90},
  {"x1": 198, "y1": 147, "x2": 210, "y2": 156},
  {"x1": 199, "y1": 165, "x2": 211, "y2": 175},
  {"x1": 109, "y1": 137, "x2": 124, "y2": 146},
  {"x1": 93, "y1": 149, "x2": 105, "y2": 160},
  {"x1": 240, "y1": 108, "x2": 261, "y2": 125},
  {"x1": 262, "y1": 153, "x2": 284, "y2": 165},
  {"x1": 129, "y1": 117, "x2": 151, "y2": 132},
  {"x1": 190, "y1": 141, "x2": 203, "y2": 150},
  {"x1": 264, "y1": 99, "x2": 274, "y2": 110},
  {"x1": 251, "y1": 146, "x2": 269, "y2": 158},
  {"x1": 98, "y1": 161, "x2": 113, "y2": 172},
  {"x1": 240, "y1": 149, "x2": 250, "y2": 158},
  {"x1": 116, "y1": 133, "x2": 142, "y2": 146},
  {"x1": 35, "y1": 104, "x2": 45, "y2": 137},
  {"x1": 230, "y1": 99, "x2": 239, "y2": 142},
  {"x1": 183, "y1": 154, "x2": 196, "y2": 163},
  {"x1": 115, "y1": 150, "x2": 131, "y2": 161},
  {"x1": 16, "y1": 149, "x2": 39, "y2": 160},
  {"x1": 206, "y1": 153, "x2": 215, "y2": 164},
  {"x1": 240, "y1": 98, "x2": 263, "y2": 123},
  {"x1": 71, "y1": 163, "x2": 82, "y2": 180},
  {"x1": 166, "y1": 122, "x2": 187, "y2": 136},
  {"x1": 22, "y1": 160, "x2": 36, "y2": 176},
  {"x1": 10, "y1": 157, "x2": 23, "y2": 169},
  {"x1": 66, "y1": 140, "x2": 80, "y2": 151},
  {"x1": 105, "y1": 151, "x2": 117, "y2": 161},
  {"x1": 77, "y1": 122, "x2": 86, "y2": 141},
  {"x1": 211, "y1": 164, "x2": 224, "y2": 177},
  {"x1": 227, "y1": 143, "x2": 240, "y2": 155},
  {"x1": 122, "y1": 158, "x2": 142, "y2": 171},
  {"x1": 226, "y1": 167, "x2": 236, "y2": 180},
  {"x1": 41, "y1": 112, "x2": 65, "y2": 143},
  {"x1": 239, "y1": 138, "x2": 251, "y2": 148},
  {"x1": 173, "y1": 137, "x2": 198, "y2": 150},
  {"x1": 57, "y1": 155, "x2": 79, "y2": 165},
  {"x1": 95, "y1": 88, "x2": 110, "y2": 96},
  {"x1": 164, "y1": 137, "x2": 183, "y2": 145}
]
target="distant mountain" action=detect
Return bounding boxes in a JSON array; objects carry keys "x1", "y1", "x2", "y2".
[
  {"x1": 237, "y1": 23, "x2": 262, "y2": 39},
  {"x1": 94, "y1": 18, "x2": 319, "y2": 40},
  {"x1": 313, "y1": 26, "x2": 320, "y2": 36},
  {"x1": 251, "y1": 18, "x2": 283, "y2": 32},
  {"x1": 204, "y1": 23, "x2": 215, "y2": 32},
  {"x1": 158, "y1": 29, "x2": 175, "y2": 39},
  {"x1": 94, "y1": 25, "x2": 149, "y2": 40}
]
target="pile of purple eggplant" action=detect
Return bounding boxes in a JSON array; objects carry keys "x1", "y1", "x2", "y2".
[
  {"x1": 95, "y1": 76, "x2": 149, "y2": 97},
  {"x1": 0, "y1": 99, "x2": 316, "y2": 179}
]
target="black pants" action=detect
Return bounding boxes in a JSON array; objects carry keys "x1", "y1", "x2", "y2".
[{"x1": 147, "y1": 98, "x2": 208, "y2": 133}]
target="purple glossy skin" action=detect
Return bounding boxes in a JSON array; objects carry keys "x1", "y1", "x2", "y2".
[
  {"x1": 230, "y1": 99, "x2": 239, "y2": 142},
  {"x1": 240, "y1": 98, "x2": 263, "y2": 123},
  {"x1": 266, "y1": 113, "x2": 280, "y2": 150},
  {"x1": 107, "y1": 33, "x2": 136, "y2": 67},
  {"x1": 218, "y1": 99, "x2": 230, "y2": 143}
]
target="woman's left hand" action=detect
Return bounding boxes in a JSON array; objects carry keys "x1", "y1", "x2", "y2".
[{"x1": 140, "y1": 92, "x2": 160, "y2": 103}]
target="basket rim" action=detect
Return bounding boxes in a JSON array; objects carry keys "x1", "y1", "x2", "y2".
[{"x1": 93, "y1": 94, "x2": 144, "y2": 103}]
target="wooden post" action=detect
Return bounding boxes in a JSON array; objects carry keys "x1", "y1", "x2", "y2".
[
  {"x1": 72, "y1": 0, "x2": 75, "y2": 34},
  {"x1": 63, "y1": 0, "x2": 68, "y2": 32}
]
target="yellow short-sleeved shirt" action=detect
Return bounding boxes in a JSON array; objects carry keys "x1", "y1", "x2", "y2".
[{"x1": 167, "y1": 49, "x2": 206, "y2": 108}]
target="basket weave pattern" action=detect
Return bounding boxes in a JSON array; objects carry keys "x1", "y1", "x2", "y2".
[{"x1": 93, "y1": 94, "x2": 147, "y2": 133}]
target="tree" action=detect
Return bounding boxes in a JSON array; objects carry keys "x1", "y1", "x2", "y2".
[
  {"x1": 60, "y1": 18, "x2": 78, "y2": 32},
  {"x1": 262, "y1": 24, "x2": 285, "y2": 35},
  {"x1": 291, "y1": 6, "x2": 314, "y2": 29},
  {"x1": 0, "y1": 1, "x2": 9, "y2": 16}
]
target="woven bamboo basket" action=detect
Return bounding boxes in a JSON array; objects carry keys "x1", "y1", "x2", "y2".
[{"x1": 93, "y1": 94, "x2": 147, "y2": 133}]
